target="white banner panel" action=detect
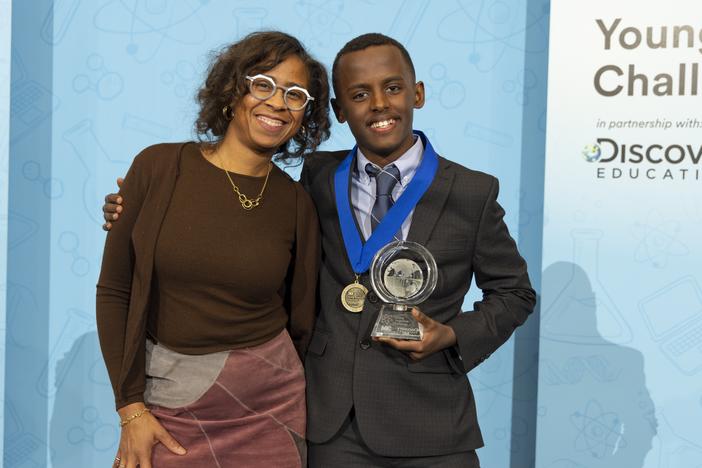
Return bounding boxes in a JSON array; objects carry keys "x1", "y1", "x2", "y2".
[{"x1": 538, "y1": 1, "x2": 702, "y2": 467}]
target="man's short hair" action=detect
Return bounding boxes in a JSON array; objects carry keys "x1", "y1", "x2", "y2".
[{"x1": 331, "y1": 33, "x2": 416, "y2": 97}]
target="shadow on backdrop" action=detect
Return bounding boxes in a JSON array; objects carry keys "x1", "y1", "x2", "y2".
[
  {"x1": 536, "y1": 261, "x2": 657, "y2": 468},
  {"x1": 49, "y1": 331, "x2": 118, "y2": 467}
]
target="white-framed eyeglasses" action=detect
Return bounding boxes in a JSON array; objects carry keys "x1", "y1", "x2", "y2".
[{"x1": 245, "y1": 74, "x2": 315, "y2": 111}]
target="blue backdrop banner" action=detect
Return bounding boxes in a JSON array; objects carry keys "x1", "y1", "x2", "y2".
[{"x1": 3, "y1": 1, "x2": 548, "y2": 466}]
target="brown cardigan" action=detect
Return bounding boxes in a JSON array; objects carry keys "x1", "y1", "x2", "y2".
[{"x1": 96, "y1": 143, "x2": 320, "y2": 409}]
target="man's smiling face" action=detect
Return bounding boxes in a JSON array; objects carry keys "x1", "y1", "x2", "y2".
[{"x1": 332, "y1": 44, "x2": 425, "y2": 166}]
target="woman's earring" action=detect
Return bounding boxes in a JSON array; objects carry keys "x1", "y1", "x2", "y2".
[{"x1": 222, "y1": 105, "x2": 233, "y2": 121}]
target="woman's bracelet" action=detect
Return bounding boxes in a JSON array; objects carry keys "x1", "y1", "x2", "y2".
[{"x1": 119, "y1": 407, "x2": 151, "y2": 427}]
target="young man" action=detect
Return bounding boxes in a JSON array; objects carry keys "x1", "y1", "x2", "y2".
[{"x1": 104, "y1": 34, "x2": 535, "y2": 467}]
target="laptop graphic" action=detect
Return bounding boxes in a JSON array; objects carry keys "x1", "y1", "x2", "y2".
[
  {"x1": 10, "y1": 48, "x2": 60, "y2": 144},
  {"x1": 2, "y1": 401, "x2": 48, "y2": 468},
  {"x1": 639, "y1": 276, "x2": 702, "y2": 376}
]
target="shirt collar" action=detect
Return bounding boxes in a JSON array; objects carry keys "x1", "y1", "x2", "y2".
[{"x1": 354, "y1": 134, "x2": 424, "y2": 186}]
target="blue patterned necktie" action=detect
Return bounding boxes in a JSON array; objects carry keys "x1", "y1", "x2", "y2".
[{"x1": 365, "y1": 163, "x2": 401, "y2": 232}]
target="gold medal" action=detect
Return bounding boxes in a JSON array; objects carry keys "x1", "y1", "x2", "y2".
[{"x1": 341, "y1": 276, "x2": 367, "y2": 313}]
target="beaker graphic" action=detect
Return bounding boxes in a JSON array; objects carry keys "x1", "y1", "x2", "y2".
[
  {"x1": 542, "y1": 229, "x2": 633, "y2": 345},
  {"x1": 234, "y1": 8, "x2": 267, "y2": 37}
]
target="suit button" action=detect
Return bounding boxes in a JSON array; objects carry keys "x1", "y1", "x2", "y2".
[
  {"x1": 367, "y1": 292, "x2": 378, "y2": 304},
  {"x1": 359, "y1": 339, "x2": 371, "y2": 350}
]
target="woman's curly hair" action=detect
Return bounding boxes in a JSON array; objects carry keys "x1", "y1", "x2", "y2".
[{"x1": 195, "y1": 31, "x2": 330, "y2": 162}]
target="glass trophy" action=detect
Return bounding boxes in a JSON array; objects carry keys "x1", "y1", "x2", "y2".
[{"x1": 370, "y1": 241, "x2": 437, "y2": 341}]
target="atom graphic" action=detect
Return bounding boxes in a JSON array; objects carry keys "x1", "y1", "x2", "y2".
[
  {"x1": 294, "y1": 0, "x2": 352, "y2": 50},
  {"x1": 571, "y1": 400, "x2": 627, "y2": 459},
  {"x1": 437, "y1": 0, "x2": 549, "y2": 72},
  {"x1": 632, "y1": 218, "x2": 688, "y2": 269},
  {"x1": 93, "y1": 0, "x2": 209, "y2": 63}
]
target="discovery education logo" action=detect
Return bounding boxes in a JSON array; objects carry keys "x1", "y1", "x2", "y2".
[{"x1": 581, "y1": 138, "x2": 702, "y2": 181}]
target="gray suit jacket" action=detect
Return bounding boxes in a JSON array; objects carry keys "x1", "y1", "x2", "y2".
[{"x1": 301, "y1": 149, "x2": 536, "y2": 457}]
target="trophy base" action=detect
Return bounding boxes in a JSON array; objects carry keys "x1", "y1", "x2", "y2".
[{"x1": 370, "y1": 305, "x2": 422, "y2": 341}]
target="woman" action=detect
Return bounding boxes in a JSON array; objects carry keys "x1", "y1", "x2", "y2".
[{"x1": 96, "y1": 31, "x2": 329, "y2": 468}]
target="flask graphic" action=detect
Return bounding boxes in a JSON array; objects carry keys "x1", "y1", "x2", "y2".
[
  {"x1": 63, "y1": 119, "x2": 128, "y2": 225},
  {"x1": 542, "y1": 229, "x2": 633, "y2": 344}
]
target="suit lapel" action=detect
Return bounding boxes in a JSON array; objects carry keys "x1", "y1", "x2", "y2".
[
  {"x1": 407, "y1": 157, "x2": 454, "y2": 245},
  {"x1": 326, "y1": 157, "x2": 359, "y2": 278}
]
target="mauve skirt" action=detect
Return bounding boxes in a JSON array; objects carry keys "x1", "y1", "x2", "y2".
[{"x1": 144, "y1": 329, "x2": 306, "y2": 467}]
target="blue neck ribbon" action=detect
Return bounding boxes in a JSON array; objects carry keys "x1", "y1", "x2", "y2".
[{"x1": 334, "y1": 130, "x2": 438, "y2": 274}]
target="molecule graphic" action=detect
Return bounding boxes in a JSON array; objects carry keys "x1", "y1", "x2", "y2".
[
  {"x1": 58, "y1": 232, "x2": 91, "y2": 277},
  {"x1": 502, "y1": 68, "x2": 538, "y2": 105},
  {"x1": 160, "y1": 60, "x2": 198, "y2": 98},
  {"x1": 22, "y1": 160, "x2": 64, "y2": 199},
  {"x1": 73, "y1": 54, "x2": 124, "y2": 101},
  {"x1": 425, "y1": 63, "x2": 466, "y2": 110},
  {"x1": 68, "y1": 406, "x2": 118, "y2": 452}
]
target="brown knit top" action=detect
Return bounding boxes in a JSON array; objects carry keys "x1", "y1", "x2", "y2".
[{"x1": 96, "y1": 142, "x2": 320, "y2": 408}]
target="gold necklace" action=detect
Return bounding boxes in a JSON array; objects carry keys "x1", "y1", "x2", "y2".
[{"x1": 218, "y1": 155, "x2": 272, "y2": 210}]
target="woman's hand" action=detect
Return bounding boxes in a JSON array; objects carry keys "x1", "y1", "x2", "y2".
[
  {"x1": 102, "y1": 177, "x2": 124, "y2": 231},
  {"x1": 114, "y1": 403, "x2": 186, "y2": 468}
]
